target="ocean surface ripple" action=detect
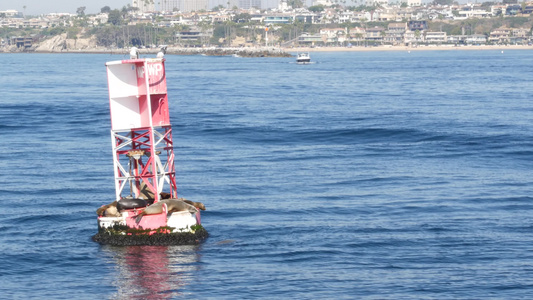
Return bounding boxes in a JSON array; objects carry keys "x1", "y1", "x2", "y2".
[{"x1": 1, "y1": 50, "x2": 533, "y2": 299}]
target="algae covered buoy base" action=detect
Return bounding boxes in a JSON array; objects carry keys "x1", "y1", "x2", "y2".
[{"x1": 92, "y1": 224, "x2": 208, "y2": 246}]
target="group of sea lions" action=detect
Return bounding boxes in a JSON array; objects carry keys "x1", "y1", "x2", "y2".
[
  {"x1": 96, "y1": 195, "x2": 206, "y2": 220},
  {"x1": 97, "y1": 181, "x2": 206, "y2": 221},
  {"x1": 134, "y1": 199, "x2": 202, "y2": 223}
]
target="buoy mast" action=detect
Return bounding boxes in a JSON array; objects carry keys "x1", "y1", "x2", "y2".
[{"x1": 105, "y1": 57, "x2": 177, "y2": 202}]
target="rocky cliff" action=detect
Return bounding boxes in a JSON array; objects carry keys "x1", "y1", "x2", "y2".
[{"x1": 33, "y1": 33, "x2": 98, "y2": 52}]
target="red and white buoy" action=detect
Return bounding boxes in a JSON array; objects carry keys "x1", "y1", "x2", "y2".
[{"x1": 96, "y1": 55, "x2": 200, "y2": 235}]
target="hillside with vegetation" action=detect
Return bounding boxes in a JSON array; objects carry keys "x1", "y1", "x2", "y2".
[{"x1": 2, "y1": 3, "x2": 533, "y2": 52}]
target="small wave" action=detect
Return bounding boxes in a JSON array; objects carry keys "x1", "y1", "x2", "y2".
[{"x1": 197, "y1": 125, "x2": 432, "y2": 146}]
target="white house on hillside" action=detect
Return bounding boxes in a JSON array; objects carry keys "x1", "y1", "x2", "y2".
[{"x1": 312, "y1": 0, "x2": 334, "y2": 6}]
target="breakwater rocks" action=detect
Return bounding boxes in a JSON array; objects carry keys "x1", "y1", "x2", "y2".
[{"x1": 165, "y1": 46, "x2": 292, "y2": 57}]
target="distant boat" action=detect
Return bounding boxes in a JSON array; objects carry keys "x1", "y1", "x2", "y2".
[{"x1": 296, "y1": 52, "x2": 310, "y2": 64}]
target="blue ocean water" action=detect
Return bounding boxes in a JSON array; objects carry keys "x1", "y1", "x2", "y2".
[{"x1": 1, "y1": 49, "x2": 533, "y2": 299}]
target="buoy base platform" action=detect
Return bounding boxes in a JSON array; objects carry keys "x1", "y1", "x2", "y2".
[{"x1": 92, "y1": 224, "x2": 208, "y2": 246}]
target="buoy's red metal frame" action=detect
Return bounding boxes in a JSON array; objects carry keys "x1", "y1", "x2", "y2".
[{"x1": 107, "y1": 58, "x2": 176, "y2": 202}]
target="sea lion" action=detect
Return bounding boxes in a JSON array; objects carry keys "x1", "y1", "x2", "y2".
[
  {"x1": 160, "y1": 192, "x2": 172, "y2": 200},
  {"x1": 135, "y1": 199, "x2": 198, "y2": 223},
  {"x1": 138, "y1": 182, "x2": 172, "y2": 202},
  {"x1": 96, "y1": 201, "x2": 121, "y2": 217},
  {"x1": 97, "y1": 198, "x2": 149, "y2": 217},
  {"x1": 179, "y1": 198, "x2": 206, "y2": 211}
]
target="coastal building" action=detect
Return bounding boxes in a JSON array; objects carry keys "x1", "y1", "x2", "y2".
[
  {"x1": 250, "y1": 14, "x2": 264, "y2": 22},
  {"x1": 175, "y1": 26, "x2": 211, "y2": 44},
  {"x1": 425, "y1": 31, "x2": 446, "y2": 43},
  {"x1": 466, "y1": 34, "x2": 487, "y2": 44},
  {"x1": 264, "y1": 14, "x2": 293, "y2": 24},
  {"x1": 404, "y1": 30, "x2": 417, "y2": 44},
  {"x1": 295, "y1": 13, "x2": 320, "y2": 24},
  {"x1": 512, "y1": 28, "x2": 528, "y2": 38},
  {"x1": 133, "y1": 0, "x2": 156, "y2": 13},
  {"x1": 312, "y1": 0, "x2": 334, "y2": 6},
  {"x1": 239, "y1": 0, "x2": 262, "y2": 9},
  {"x1": 457, "y1": 8, "x2": 491, "y2": 18},
  {"x1": 322, "y1": 8, "x2": 338, "y2": 23},
  {"x1": 510, "y1": 28, "x2": 528, "y2": 44},
  {"x1": 447, "y1": 34, "x2": 487, "y2": 45},
  {"x1": 277, "y1": 0, "x2": 290, "y2": 11},
  {"x1": 366, "y1": 0, "x2": 388, "y2": 6},
  {"x1": 320, "y1": 27, "x2": 347, "y2": 44},
  {"x1": 298, "y1": 33, "x2": 323, "y2": 46},
  {"x1": 11, "y1": 36, "x2": 34, "y2": 48},
  {"x1": 388, "y1": 22, "x2": 407, "y2": 33},
  {"x1": 523, "y1": 5, "x2": 533, "y2": 14},
  {"x1": 0, "y1": 10, "x2": 22, "y2": 18},
  {"x1": 489, "y1": 28, "x2": 511, "y2": 43},
  {"x1": 22, "y1": 18, "x2": 50, "y2": 28},
  {"x1": 159, "y1": 0, "x2": 208, "y2": 12},
  {"x1": 348, "y1": 27, "x2": 366, "y2": 45},
  {"x1": 447, "y1": 35, "x2": 464, "y2": 44},
  {"x1": 88, "y1": 13, "x2": 109, "y2": 26},
  {"x1": 491, "y1": 5, "x2": 506, "y2": 16},
  {"x1": 338, "y1": 11, "x2": 355, "y2": 23},
  {"x1": 366, "y1": 26, "x2": 385, "y2": 42},
  {"x1": 160, "y1": 0, "x2": 178, "y2": 12},
  {"x1": 385, "y1": 23, "x2": 407, "y2": 45},
  {"x1": 211, "y1": 14, "x2": 232, "y2": 23},
  {"x1": 408, "y1": 20, "x2": 428, "y2": 31},
  {"x1": 180, "y1": 0, "x2": 208, "y2": 12},
  {"x1": 377, "y1": 8, "x2": 396, "y2": 21},
  {"x1": 506, "y1": 4, "x2": 522, "y2": 15},
  {"x1": 338, "y1": 10, "x2": 372, "y2": 23}
]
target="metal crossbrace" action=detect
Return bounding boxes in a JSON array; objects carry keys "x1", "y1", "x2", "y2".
[{"x1": 111, "y1": 126, "x2": 177, "y2": 200}]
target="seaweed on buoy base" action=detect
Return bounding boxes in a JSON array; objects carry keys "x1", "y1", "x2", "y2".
[{"x1": 91, "y1": 224, "x2": 208, "y2": 246}]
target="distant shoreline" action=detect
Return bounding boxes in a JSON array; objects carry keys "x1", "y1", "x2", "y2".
[
  {"x1": 3, "y1": 44, "x2": 533, "y2": 55},
  {"x1": 285, "y1": 44, "x2": 533, "y2": 53}
]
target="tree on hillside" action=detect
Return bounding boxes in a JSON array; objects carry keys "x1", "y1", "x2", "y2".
[
  {"x1": 309, "y1": 5, "x2": 325, "y2": 12},
  {"x1": 108, "y1": 9, "x2": 122, "y2": 25},
  {"x1": 233, "y1": 13, "x2": 251, "y2": 23},
  {"x1": 287, "y1": 0, "x2": 304, "y2": 8},
  {"x1": 101, "y1": 6, "x2": 111, "y2": 14},
  {"x1": 481, "y1": 1, "x2": 497, "y2": 7},
  {"x1": 212, "y1": 4, "x2": 225, "y2": 11},
  {"x1": 432, "y1": 0, "x2": 453, "y2": 5},
  {"x1": 77, "y1": 6, "x2": 86, "y2": 16},
  {"x1": 121, "y1": 6, "x2": 129, "y2": 20}
]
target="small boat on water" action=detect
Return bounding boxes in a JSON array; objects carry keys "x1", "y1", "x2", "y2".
[{"x1": 296, "y1": 52, "x2": 311, "y2": 64}]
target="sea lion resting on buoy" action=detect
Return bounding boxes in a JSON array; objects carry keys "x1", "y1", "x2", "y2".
[
  {"x1": 135, "y1": 199, "x2": 198, "y2": 223},
  {"x1": 179, "y1": 198, "x2": 206, "y2": 211},
  {"x1": 96, "y1": 198, "x2": 148, "y2": 217},
  {"x1": 96, "y1": 201, "x2": 121, "y2": 217},
  {"x1": 149, "y1": 193, "x2": 205, "y2": 211}
]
